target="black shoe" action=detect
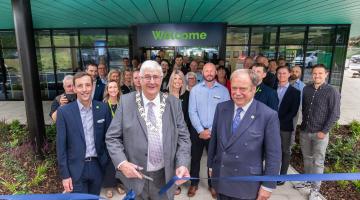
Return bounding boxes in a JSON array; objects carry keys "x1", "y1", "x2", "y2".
[{"x1": 277, "y1": 181, "x2": 285, "y2": 186}]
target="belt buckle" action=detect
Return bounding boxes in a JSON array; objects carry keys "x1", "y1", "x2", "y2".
[{"x1": 85, "y1": 157, "x2": 92, "y2": 162}]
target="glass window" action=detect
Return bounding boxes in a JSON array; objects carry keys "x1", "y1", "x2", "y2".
[
  {"x1": 35, "y1": 30, "x2": 51, "y2": 47},
  {"x1": 225, "y1": 46, "x2": 248, "y2": 71},
  {"x1": 302, "y1": 46, "x2": 333, "y2": 84},
  {"x1": 81, "y1": 47, "x2": 108, "y2": 68},
  {"x1": 330, "y1": 46, "x2": 347, "y2": 90},
  {"x1": 0, "y1": 31, "x2": 17, "y2": 48},
  {"x1": 80, "y1": 29, "x2": 106, "y2": 47},
  {"x1": 37, "y1": 48, "x2": 55, "y2": 99},
  {"x1": 335, "y1": 25, "x2": 350, "y2": 45},
  {"x1": 2, "y1": 49, "x2": 23, "y2": 100},
  {"x1": 55, "y1": 48, "x2": 80, "y2": 73},
  {"x1": 250, "y1": 46, "x2": 277, "y2": 60},
  {"x1": 280, "y1": 26, "x2": 305, "y2": 45},
  {"x1": 108, "y1": 48, "x2": 129, "y2": 71},
  {"x1": 226, "y1": 27, "x2": 249, "y2": 45},
  {"x1": 108, "y1": 29, "x2": 129, "y2": 46},
  {"x1": 278, "y1": 45, "x2": 303, "y2": 68},
  {"x1": 53, "y1": 30, "x2": 79, "y2": 47},
  {"x1": 308, "y1": 26, "x2": 335, "y2": 45},
  {"x1": 251, "y1": 26, "x2": 277, "y2": 45}
]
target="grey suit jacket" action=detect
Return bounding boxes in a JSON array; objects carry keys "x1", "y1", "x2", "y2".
[{"x1": 106, "y1": 91, "x2": 191, "y2": 198}]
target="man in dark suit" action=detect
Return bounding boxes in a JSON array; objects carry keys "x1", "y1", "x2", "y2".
[
  {"x1": 56, "y1": 72, "x2": 112, "y2": 195},
  {"x1": 252, "y1": 63, "x2": 279, "y2": 111},
  {"x1": 85, "y1": 63, "x2": 105, "y2": 101},
  {"x1": 208, "y1": 69, "x2": 281, "y2": 200},
  {"x1": 275, "y1": 66, "x2": 301, "y2": 185}
]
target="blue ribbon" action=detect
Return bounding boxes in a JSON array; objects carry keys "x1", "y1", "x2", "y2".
[
  {"x1": 159, "y1": 173, "x2": 360, "y2": 195},
  {"x1": 0, "y1": 193, "x2": 103, "y2": 200}
]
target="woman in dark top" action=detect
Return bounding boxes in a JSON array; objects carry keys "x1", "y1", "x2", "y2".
[
  {"x1": 168, "y1": 69, "x2": 189, "y2": 195},
  {"x1": 102, "y1": 81, "x2": 124, "y2": 198}
]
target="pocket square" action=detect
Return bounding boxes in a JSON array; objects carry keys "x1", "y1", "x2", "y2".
[{"x1": 97, "y1": 119, "x2": 105, "y2": 123}]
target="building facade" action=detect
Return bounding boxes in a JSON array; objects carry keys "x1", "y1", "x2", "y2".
[{"x1": 0, "y1": 24, "x2": 350, "y2": 100}]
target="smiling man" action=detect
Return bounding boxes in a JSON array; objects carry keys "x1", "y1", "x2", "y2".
[
  {"x1": 56, "y1": 72, "x2": 112, "y2": 195},
  {"x1": 106, "y1": 60, "x2": 191, "y2": 200},
  {"x1": 208, "y1": 69, "x2": 281, "y2": 200},
  {"x1": 298, "y1": 64, "x2": 340, "y2": 200}
]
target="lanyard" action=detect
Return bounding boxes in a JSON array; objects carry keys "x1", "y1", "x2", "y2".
[{"x1": 108, "y1": 101, "x2": 116, "y2": 117}]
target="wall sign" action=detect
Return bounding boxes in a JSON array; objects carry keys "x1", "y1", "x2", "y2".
[{"x1": 137, "y1": 23, "x2": 226, "y2": 47}]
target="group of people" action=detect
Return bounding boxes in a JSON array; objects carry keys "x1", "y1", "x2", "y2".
[{"x1": 52, "y1": 52, "x2": 340, "y2": 200}]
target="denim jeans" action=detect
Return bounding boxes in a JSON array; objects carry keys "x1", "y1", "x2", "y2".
[{"x1": 300, "y1": 131, "x2": 329, "y2": 190}]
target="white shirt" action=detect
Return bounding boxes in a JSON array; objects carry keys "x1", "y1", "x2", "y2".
[
  {"x1": 142, "y1": 92, "x2": 164, "y2": 171},
  {"x1": 233, "y1": 98, "x2": 254, "y2": 120}
]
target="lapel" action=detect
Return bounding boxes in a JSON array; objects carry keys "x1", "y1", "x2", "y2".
[
  {"x1": 136, "y1": 93, "x2": 149, "y2": 141},
  {"x1": 161, "y1": 94, "x2": 170, "y2": 148},
  {"x1": 92, "y1": 101, "x2": 99, "y2": 146},
  {"x1": 221, "y1": 102, "x2": 234, "y2": 149},
  {"x1": 279, "y1": 86, "x2": 291, "y2": 110},
  {"x1": 225, "y1": 100, "x2": 257, "y2": 150},
  {"x1": 72, "y1": 101, "x2": 85, "y2": 143}
]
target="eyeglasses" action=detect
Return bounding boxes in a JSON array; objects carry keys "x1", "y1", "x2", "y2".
[{"x1": 141, "y1": 75, "x2": 162, "y2": 82}]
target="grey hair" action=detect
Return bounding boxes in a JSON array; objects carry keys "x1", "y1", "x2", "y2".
[
  {"x1": 230, "y1": 69, "x2": 259, "y2": 87},
  {"x1": 62, "y1": 75, "x2": 74, "y2": 85},
  {"x1": 186, "y1": 71, "x2": 197, "y2": 81},
  {"x1": 139, "y1": 60, "x2": 163, "y2": 77}
]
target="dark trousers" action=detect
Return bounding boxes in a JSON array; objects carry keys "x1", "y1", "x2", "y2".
[
  {"x1": 72, "y1": 159, "x2": 103, "y2": 195},
  {"x1": 280, "y1": 130, "x2": 292, "y2": 175},
  {"x1": 102, "y1": 160, "x2": 118, "y2": 187},
  {"x1": 218, "y1": 193, "x2": 255, "y2": 200},
  {"x1": 190, "y1": 127, "x2": 211, "y2": 187}
]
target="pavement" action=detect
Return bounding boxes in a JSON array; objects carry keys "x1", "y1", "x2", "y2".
[{"x1": 2, "y1": 69, "x2": 360, "y2": 199}]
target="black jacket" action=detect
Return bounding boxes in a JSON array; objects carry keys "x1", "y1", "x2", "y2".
[{"x1": 276, "y1": 84, "x2": 301, "y2": 131}]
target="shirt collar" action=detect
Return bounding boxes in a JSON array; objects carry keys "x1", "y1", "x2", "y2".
[
  {"x1": 142, "y1": 91, "x2": 161, "y2": 107},
  {"x1": 201, "y1": 80, "x2": 220, "y2": 88},
  {"x1": 77, "y1": 99, "x2": 92, "y2": 111},
  {"x1": 278, "y1": 82, "x2": 290, "y2": 89},
  {"x1": 234, "y1": 98, "x2": 254, "y2": 113}
]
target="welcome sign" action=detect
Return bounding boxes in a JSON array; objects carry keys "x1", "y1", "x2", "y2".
[{"x1": 137, "y1": 23, "x2": 226, "y2": 47}]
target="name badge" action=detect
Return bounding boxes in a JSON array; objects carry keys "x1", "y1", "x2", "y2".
[{"x1": 213, "y1": 95, "x2": 221, "y2": 99}]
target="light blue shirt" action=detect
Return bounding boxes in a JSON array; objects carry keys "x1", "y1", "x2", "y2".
[
  {"x1": 277, "y1": 82, "x2": 290, "y2": 108},
  {"x1": 291, "y1": 79, "x2": 305, "y2": 102},
  {"x1": 77, "y1": 99, "x2": 97, "y2": 158},
  {"x1": 196, "y1": 72, "x2": 203, "y2": 83},
  {"x1": 189, "y1": 81, "x2": 230, "y2": 133}
]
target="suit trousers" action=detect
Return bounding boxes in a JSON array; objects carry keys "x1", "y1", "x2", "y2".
[
  {"x1": 102, "y1": 160, "x2": 118, "y2": 187},
  {"x1": 72, "y1": 159, "x2": 103, "y2": 195},
  {"x1": 189, "y1": 127, "x2": 211, "y2": 187},
  {"x1": 280, "y1": 130, "x2": 292, "y2": 175},
  {"x1": 300, "y1": 131, "x2": 329, "y2": 190},
  {"x1": 218, "y1": 193, "x2": 255, "y2": 200},
  {"x1": 136, "y1": 168, "x2": 170, "y2": 200}
]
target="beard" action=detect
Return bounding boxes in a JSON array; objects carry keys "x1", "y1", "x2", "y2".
[
  {"x1": 205, "y1": 75, "x2": 215, "y2": 82},
  {"x1": 290, "y1": 74, "x2": 298, "y2": 80}
]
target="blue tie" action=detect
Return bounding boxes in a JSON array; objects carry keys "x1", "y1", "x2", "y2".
[{"x1": 232, "y1": 107, "x2": 243, "y2": 134}]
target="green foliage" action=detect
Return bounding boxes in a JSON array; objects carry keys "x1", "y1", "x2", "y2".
[
  {"x1": 45, "y1": 124, "x2": 57, "y2": 142},
  {"x1": 8, "y1": 120, "x2": 28, "y2": 147},
  {"x1": 29, "y1": 161, "x2": 50, "y2": 187},
  {"x1": 349, "y1": 120, "x2": 360, "y2": 139}
]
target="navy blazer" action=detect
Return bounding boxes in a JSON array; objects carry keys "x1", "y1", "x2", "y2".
[
  {"x1": 254, "y1": 82, "x2": 279, "y2": 111},
  {"x1": 208, "y1": 100, "x2": 281, "y2": 199},
  {"x1": 93, "y1": 78, "x2": 105, "y2": 101},
  {"x1": 56, "y1": 100, "x2": 111, "y2": 181},
  {"x1": 276, "y1": 85, "x2": 301, "y2": 132}
]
